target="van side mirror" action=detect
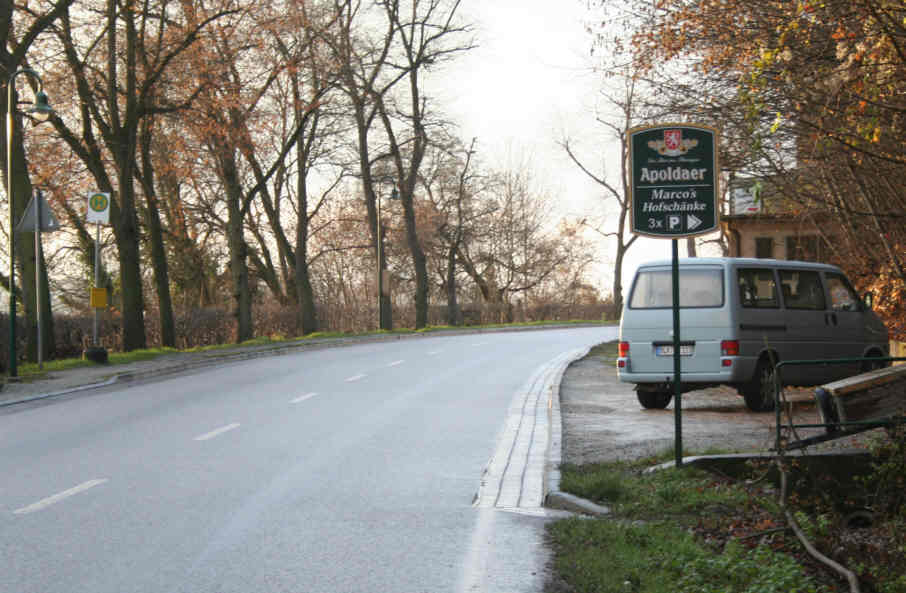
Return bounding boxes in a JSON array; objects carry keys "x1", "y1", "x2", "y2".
[{"x1": 863, "y1": 292, "x2": 874, "y2": 310}]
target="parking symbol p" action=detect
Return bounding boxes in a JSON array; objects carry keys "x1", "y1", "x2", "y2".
[{"x1": 668, "y1": 215, "x2": 682, "y2": 230}]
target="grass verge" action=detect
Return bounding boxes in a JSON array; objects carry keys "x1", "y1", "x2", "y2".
[
  {"x1": 13, "y1": 319, "x2": 614, "y2": 379},
  {"x1": 548, "y1": 454, "x2": 821, "y2": 593}
]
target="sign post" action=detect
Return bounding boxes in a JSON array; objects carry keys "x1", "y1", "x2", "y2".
[
  {"x1": 15, "y1": 189, "x2": 60, "y2": 369},
  {"x1": 86, "y1": 192, "x2": 110, "y2": 363},
  {"x1": 628, "y1": 123, "x2": 719, "y2": 467}
]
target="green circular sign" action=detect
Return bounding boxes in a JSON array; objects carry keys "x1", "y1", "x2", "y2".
[{"x1": 89, "y1": 192, "x2": 109, "y2": 212}]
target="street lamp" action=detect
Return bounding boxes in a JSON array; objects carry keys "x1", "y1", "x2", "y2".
[
  {"x1": 377, "y1": 182, "x2": 399, "y2": 330},
  {"x1": 7, "y1": 68, "x2": 53, "y2": 378}
]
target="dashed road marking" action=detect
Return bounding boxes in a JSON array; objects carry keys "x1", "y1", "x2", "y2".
[
  {"x1": 194, "y1": 423, "x2": 241, "y2": 441},
  {"x1": 14, "y1": 479, "x2": 109, "y2": 515},
  {"x1": 290, "y1": 392, "x2": 318, "y2": 404},
  {"x1": 387, "y1": 360, "x2": 404, "y2": 367},
  {"x1": 345, "y1": 374, "x2": 366, "y2": 382}
]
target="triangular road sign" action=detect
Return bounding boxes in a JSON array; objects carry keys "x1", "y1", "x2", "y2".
[{"x1": 15, "y1": 190, "x2": 60, "y2": 233}]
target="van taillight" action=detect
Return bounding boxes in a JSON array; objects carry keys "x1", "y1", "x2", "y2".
[
  {"x1": 619, "y1": 341, "x2": 630, "y2": 357},
  {"x1": 721, "y1": 340, "x2": 739, "y2": 356}
]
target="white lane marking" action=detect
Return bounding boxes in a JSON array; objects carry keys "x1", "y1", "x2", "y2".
[
  {"x1": 345, "y1": 374, "x2": 365, "y2": 382},
  {"x1": 428, "y1": 350, "x2": 442, "y2": 355},
  {"x1": 14, "y1": 479, "x2": 108, "y2": 515},
  {"x1": 387, "y1": 360, "x2": 404, "y2": 367},
  {"x1": 290, "y1": 392, "x2": 318, "y2": 404},
  {"x1": 472, "y1": 342, "x2": 487, "y2": 347},
  {"x1": 194, "y1": 423, "x2": 241, "y2": 441}
]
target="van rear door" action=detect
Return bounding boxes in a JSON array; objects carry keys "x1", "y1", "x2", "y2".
[{"x1": 624, "y1": 264, "x2": 728, "y2": 376}]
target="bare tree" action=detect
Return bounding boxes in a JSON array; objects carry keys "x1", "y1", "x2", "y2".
[
  {"x1": 1, "y1": 0, "x2": 75, "y2": 363},
  {"x1": 457, "y1": 162, "x2": 575, "y2": 322},
  {"x1": 560, "y1": 71, "x2": 643, "y2": 312},
  {"x1": 327, "y1": 0, "x2": 472, "y2": 329}
]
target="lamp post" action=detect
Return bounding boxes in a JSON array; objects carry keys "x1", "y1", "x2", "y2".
[
  {"x1": 7, "y1": 69, "x2": 53, "y2": 378},
  {"x1": 377, "y1": 182, "x2": 398, "y2": 331}
]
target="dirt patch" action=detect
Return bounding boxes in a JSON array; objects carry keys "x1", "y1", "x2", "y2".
[{"x1": 559, "y1": 342, "x2": 874, "y2": 465}]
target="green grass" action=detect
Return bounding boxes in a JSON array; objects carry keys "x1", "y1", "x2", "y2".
[
  {"x1": 588, "y1": 340, "x2": 619, "y2": 362},
  {"x1": 16, "y1": 346, "x2": 181, "y2": 378},
  {"x1": 550, "y1": 455, "x2": 819, "y2": 592},
  {"x1": 559, "y1": 455, "x2": 748, "y2": 521},
  {"x1": 549, "y1": 519, "x2": 818, "y2": 593}
]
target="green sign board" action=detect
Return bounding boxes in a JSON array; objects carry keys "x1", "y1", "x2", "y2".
[{"x1": 629, "y1": 124, "x2": 719, "y2": 238}]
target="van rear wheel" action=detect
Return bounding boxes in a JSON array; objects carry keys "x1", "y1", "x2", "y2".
[
  {"x1": 636, "y1": 390, "x2": 673, "y2": 409},
  {"x1": 742, "y1": 359, "x2": 777, "y2": 412},
  {"x1": 861, "y1": 353, "x2": 887, "y2": 372}
]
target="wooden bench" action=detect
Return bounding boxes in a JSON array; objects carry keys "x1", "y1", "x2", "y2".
[{"x1": 814, "y1": 364, "x2": 906, "y2": 433}]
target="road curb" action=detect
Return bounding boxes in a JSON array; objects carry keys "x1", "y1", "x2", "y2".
[
  {"x1": 545, "y1": 491, "x2": 612, "y2": 517},
  {"x1": 542, "y1": 345, "x2": 613, "y2": 517}
]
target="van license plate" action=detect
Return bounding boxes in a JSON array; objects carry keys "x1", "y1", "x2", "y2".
[{"x1": 656, "y1": 345, "x2": 694, "y2": 356}]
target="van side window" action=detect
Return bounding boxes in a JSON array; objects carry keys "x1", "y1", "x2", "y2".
[
  {"x1": 779, "y1": 270, "x2": 826, "y2": 310},
  {"x1": 737, "y1": 268, "x2": 778, "y2": 308},
  {"x1": 826, "y1": 273, "x2": 860, "y2": 311}
]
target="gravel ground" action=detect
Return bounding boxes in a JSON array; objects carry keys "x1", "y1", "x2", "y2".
[{"x1": 558, "y1": 342, "x2": 873, "y2": 465}]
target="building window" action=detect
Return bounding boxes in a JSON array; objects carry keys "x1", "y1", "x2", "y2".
[
  {"x1": 755, "y1": 237, "x2": 774, "y2": 259},
  {"x1": 786, "y1": 235, "x2": 820, "y2": 261}
]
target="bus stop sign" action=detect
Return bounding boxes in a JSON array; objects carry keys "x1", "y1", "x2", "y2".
[{"x1": 629, "y1": 124, "x2": 719, "y2": 238}]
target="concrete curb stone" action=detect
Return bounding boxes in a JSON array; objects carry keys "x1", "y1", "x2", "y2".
[{"x1": 542, "y1": 345, "x2": 614, "y2": 517}]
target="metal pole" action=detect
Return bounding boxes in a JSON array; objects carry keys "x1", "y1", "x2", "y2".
[
  {"x1": 35, "y1": 189, "x2": 42, "y2": 369},
  {"x1": 377, "y1": 194, "x2": 382, "y2": 330},
  {"x1": 7, "y1": 79, "x2": 16, "y2": 378},
  {"x1": 93, "y1": 222, "x2": 100, "y2": 346},
  {"x1": 6, "y1": 69, "x2": 46, "y2": 378},
  {"x1": 672, "y1": 239, "x2": 683, "y2": 467}
]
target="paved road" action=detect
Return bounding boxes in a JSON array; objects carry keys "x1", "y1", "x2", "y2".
[{"x1": 1, "y1": 326, "x2": 616, "y2": 593}]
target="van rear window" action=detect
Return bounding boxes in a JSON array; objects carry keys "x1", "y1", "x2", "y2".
[{"x1": 629, "y1": 268, "x2": 724, "y2": 309}]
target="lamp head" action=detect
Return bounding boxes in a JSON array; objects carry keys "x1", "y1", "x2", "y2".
[{"x1": 27, "y1": 91, "x2": 54, "y2": 122}]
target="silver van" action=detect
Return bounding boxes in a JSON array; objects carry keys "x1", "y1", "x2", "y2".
[{"x1": 617, "y1": 258, "x2": 889, "y2": 412}]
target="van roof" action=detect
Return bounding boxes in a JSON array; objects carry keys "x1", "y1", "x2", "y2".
[{"x1": 636, "y1": 257, "x2": 843, "y2": 272}]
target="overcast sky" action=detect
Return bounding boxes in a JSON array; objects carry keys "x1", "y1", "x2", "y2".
[{"x1": 427, "y1": 0, "x2": 676, "y2": 298}]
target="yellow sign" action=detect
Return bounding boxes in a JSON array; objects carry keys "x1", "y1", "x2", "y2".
[{"x1": 90, "y1": 287, "x2": 107, "y2": 309}]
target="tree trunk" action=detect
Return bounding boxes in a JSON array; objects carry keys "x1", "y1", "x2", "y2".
[
  {"x1": 140, "y1": 120, "x2": 175, "y2": 347},
  {"x1": 144, "y1": 195, "x2": 175, "y2": 347},
  {"x1": 612, "y1": 245, "x2": 626, "y2": 314},
  {"x1": 227, "y1": 196, "x2": 252, "y2": 343},
  {"x1": 686, "y1": 237, "x2": 697, "y2": 257},
  {"x1": 401, "y1": 193, "x2": 429, "y2": 328},
  {"x1": 113, "y1": 189, "x2": 147, "y2": 352},
  {"x1": 294, "y1": 253, "x2": 318, "y2": 335},
  {"x1": 107, "y1": 0, "x2": 146, "y2": 352}
]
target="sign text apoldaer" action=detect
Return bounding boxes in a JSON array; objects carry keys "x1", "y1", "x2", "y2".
[{"x1": 629, "y1": 124, "x2": 719, "y2": 237}]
